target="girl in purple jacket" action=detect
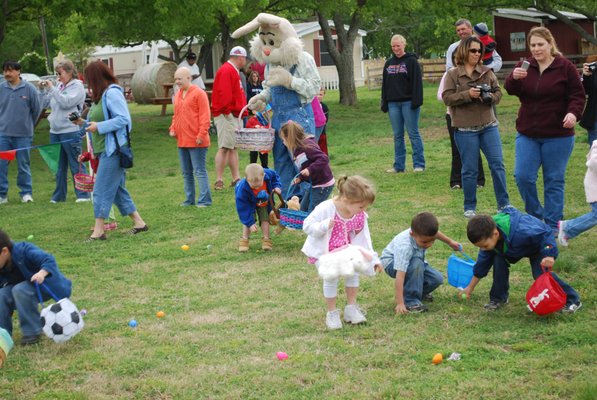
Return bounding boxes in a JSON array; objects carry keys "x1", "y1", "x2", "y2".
[{"x1": 280, "y1": 121, "x2": 334, "y2": 212}]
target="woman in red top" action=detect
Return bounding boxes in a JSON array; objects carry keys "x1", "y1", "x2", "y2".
[
  {"x1": 504, "y1": 27, "x2": 585, "y2": 233},
  {"x1": 169, "y1": 67, "x2": 212, "y2": 207}
]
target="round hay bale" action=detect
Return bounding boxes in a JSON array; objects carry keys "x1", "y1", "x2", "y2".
[{"x1": 130, "y1": 62, "x2": 177, "y2": 104}]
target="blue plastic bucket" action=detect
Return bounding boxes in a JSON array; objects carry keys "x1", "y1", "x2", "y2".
[{"x1": 447, "y1": 252, "x2": 475, "y2": 288}]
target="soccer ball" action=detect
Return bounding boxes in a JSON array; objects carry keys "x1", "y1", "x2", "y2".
[{"x1": 40, "y1": 299, "x2": 84, "y2": 343}]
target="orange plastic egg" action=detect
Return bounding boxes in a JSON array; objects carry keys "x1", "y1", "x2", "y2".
[{"x1": 432, "y1": 353, "x2": 443, "y2": 364}]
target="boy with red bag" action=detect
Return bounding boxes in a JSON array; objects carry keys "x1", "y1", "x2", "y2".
[{"x1": 460, "y1": 207, "x2": 581, "y2": 313}]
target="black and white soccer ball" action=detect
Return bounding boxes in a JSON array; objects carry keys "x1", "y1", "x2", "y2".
[{"x1": 40, "y1": 299, "x2": 84, "y2": 343}]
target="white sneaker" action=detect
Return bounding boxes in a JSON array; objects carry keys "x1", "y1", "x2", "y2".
[
  {"x1": 75, "y1": 198, "x2": 91, "y2": 203},
  {"x1": 0, "y1": 197, "x2": 7, "y2": 205},
  {"x1": 463, "y1": 210, "x2": 476, "y2": 218},
  {"x1": 344, "y1": 304, "x2": 367, "y2": 324},
  {"x1": 557, "y1": 221, "x2": 569, "y2": 247},
  {"x1": 21, "y1": 194, "x2": 33, "y2": 203},
  {"x1": 561, "y1": 302, "x2": 582, "y2": 314},
  {"x1": 413, "y1": 167, "x2": 425, "y2": 172},
  {"x1": 326, "y1": 309, "x2": 342, "y2": 330}
]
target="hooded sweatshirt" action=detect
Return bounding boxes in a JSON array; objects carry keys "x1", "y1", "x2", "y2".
[
  {"x1": 381, "y1": 52, "x2": 423, "y2": 109},
  {"x1": 473, "y1": 207, "x2": 558, "y2": 279},
  {"x1": 41, "y1": 79, "x2": 86, "y2": 134}
]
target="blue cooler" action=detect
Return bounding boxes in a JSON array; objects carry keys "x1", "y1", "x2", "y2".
[{"x1": 447, "y1": 252, "x2": 475, "y2": 288}]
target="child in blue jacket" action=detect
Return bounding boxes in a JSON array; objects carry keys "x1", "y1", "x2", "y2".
[
  {"x1": 461, "y1": 207, "x2": 581, "y2": 313},
  {"x1": 235, "y1": 163, "x2": 281, "y2": 252},
  {"x1": 0, "y1": 229, "x2": 72, "y2": 344}
]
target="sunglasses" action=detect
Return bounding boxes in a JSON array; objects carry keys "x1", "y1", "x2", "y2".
[{"x1": 468, "y1": 49, "x2": 482, "y2": 54}]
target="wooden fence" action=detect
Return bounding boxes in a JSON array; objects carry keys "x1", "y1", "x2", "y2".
[{"x1": 365, "y1": 55, "x2": 591, "y2": 89}]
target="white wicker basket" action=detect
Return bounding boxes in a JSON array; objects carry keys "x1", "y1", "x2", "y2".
[{"x1": 235, "y1": 105, "x2": 275, "y2": 151}]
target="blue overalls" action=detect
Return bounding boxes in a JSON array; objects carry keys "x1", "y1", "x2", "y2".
[{"x1": 269, "y1": 66, "x2": 315, "y2": 197}]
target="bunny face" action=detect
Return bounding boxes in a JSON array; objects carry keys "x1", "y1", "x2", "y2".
[
  {"x1": 232, "y1": 13, "x2": 303, "y2": 67},
  {"x1": 250, "y1": 32, "x2": 303, "y2": 67}
]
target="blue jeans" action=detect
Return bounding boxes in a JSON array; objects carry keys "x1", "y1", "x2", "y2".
[
  {"x1": 454, "y1": 125, "x2": 509, "y2": 211},
  {"x1": 270, "y1": 85, "x2": 315, "y2": 195},
  {"x1": 514, "y1": 134, "x2": 574, "y2": 231},
  {"x1": 0, "y1": 281, "x2": 50, "y2": 336},
  {"x1": 93, "y1": 151, "x2": 137, "y2": 219},
  {"x1": 587, "y1": 120, "x2": 597, "y2": 146},
  {"x1": 178, "y1": 147, "x2": 212, "y2": 206},
  {"x1": 563, "y1": 202, "x2": 597, "y2": 239},
  {"x1": 0, "y1": 135, "x2": 33, "y2": 198},
  {"x1": 384, "y1": 253, "x2": 443, "y2": 306},
  {"x1": 387, "y1": 101, "x2": 425, "y2": 171},
  {"x1": 314, "y1": 125, "x2": 324, "y2": 142},
  {"x1": 489, "y1": 254, "x2": 580, "y2": 306},
  {"x1": 300, "y1": 184, "x2": 334, "y2": 213},
  {"x1": 50, "y1": 131, "x2": 90, "y2": 202}
]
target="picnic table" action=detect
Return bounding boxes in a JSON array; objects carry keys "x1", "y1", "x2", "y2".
[{"x1": 151, "y1": 83, "x2": 174, "y2": 116}]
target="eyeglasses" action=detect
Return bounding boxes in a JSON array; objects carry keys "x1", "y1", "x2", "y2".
[{"x1": 468, "y1": 49, "x2": 482, "y2": 54}]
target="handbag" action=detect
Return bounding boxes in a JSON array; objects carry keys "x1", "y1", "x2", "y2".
[
  {"x1": 35, "y1": 282, "x2": 84, "y2": 343},
  {"x1": 526, "y1": 265, "x2": 567, "y2": 316},
  {"x1": 111, "y1": 127, "x2": 133, "y2": 168}
]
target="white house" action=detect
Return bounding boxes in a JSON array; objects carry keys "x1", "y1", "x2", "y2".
[{"x1": 90, "y1": 20, "x2": 367, "y2": 89}]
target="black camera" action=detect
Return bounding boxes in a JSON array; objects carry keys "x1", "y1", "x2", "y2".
[
  {"x1": 589, "y1": 62, "x2": 597, "y2": 72},
  {"x1": 68, "y1": 111, "x2": 81, "y2": 122},
  {"x1": 470, "y1": 83, "x2": 494, "y2": 105}
]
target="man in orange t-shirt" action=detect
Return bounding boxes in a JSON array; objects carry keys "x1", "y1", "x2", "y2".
[{"x1": 169, "y1": 67, "x2": 212, "y2": 207}]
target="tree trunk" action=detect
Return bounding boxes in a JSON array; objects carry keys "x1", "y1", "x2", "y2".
[
  {"x1": 317, "y1": 8, "x2": 364, "y2": 106},
  {"x1": 218, "y1": 12, "x2": 234, "y2": 64},
  {"x1": 336, "y1": 51, "x2": 357, "y2": 105},
  {"x1": 197, "y1": 42, "x2": 213, "y2": 74}
]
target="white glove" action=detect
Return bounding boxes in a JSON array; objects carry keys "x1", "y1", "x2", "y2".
[
  {"x1": 267, "y1": 66, "x2": 293, "y2": 89},
  {"x1": 248, "y1": 93, "x2": 267, "y2": 112}
]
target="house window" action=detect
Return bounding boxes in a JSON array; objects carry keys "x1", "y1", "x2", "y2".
[
  {"x1": 510, "y1": 32, "x2": 526, "y2": 52},
  {"x1": 319, "y1": 39, "x2": 336, "y2": 66}
]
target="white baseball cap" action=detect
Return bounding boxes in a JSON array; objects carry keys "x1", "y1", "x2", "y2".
[{"x1": 229, "y1": 46, "x2": 247, "y2": 57}]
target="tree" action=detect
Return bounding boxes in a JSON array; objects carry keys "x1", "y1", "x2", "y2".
[
  {"x1": 533, "y1": 0, "x2": 597, "y2": 45},
  {"x1": 316, "y1": 4, "x2": 366, "y2": 106},
  {"x1": 54, "y1": 12, "x2": 99, "y2": 71}
]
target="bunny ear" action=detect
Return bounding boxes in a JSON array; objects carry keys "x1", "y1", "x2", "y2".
[
  {"x1": 356, "y1": 246, "x2": 374, "y2": 261},
  {"x1": 232, "y1": 13, "x2": 298, "y2": 39},
  {"x1": 231, "y1": 16, "x2": 261, "y2": 38}
]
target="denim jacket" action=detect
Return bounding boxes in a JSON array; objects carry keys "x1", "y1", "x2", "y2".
[{"x1": 92, "y1": 84, "x2": 132, "y2": 157}]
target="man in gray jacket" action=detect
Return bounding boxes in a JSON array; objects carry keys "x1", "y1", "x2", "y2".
[{"x1": 0, "y1": 60, "x2": 41, "y2": 204}]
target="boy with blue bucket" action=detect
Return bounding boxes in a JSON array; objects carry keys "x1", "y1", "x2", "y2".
[
  {"x1": 381, "y1": 212, "x2": 461, "y2": 314},
  {"x1": 461, "y1": 207, "x2": 582, "y2": 313}
]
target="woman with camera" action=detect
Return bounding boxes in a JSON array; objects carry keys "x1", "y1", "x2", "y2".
[
  {"x1": 580, "y1": 58, "x2": 597, "y2": 146},
  {"x1": 442, "y1": 36, "x2": 510, "y2": 218},
  {"x1": 504, "y1": 27, "x2": 585, "y2": 234},
  {"x1": 82, "y1": 61, "x2": 147, "y2": 241},
  {"x1": 40, "y1": 60, "x2": 90, "y2": 203}
]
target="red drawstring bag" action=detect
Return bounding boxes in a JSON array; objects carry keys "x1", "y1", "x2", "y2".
[{"x1": 526, "y1": 265, "x2": 567, "y2": 315}]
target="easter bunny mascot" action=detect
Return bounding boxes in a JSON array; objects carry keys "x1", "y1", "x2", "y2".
[{"x1": 232, "y1": 13, "x2": 321, "y2": 195}]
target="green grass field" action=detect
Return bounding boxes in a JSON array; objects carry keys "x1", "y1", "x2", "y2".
[{"x1": 0, "y1": 85, "x2": 595, "y2": 399}]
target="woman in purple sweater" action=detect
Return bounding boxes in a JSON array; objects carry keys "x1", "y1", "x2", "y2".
[
  {"x1": 504, "y1": 27, "x2": 585, "y2": 234},
  {"x1": 280, "y1": 121, "x2": 334, "y2": 212}
]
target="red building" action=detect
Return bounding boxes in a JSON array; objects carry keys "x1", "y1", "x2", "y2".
[{"x1": 492, "y1": 8, "x2": 596, "y2": 62}]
